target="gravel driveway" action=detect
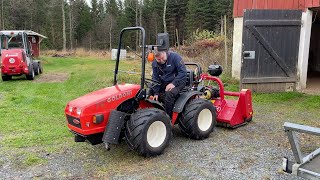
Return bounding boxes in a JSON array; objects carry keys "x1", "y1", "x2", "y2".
[{"x1": 1, "y1": 103, "x2": 318, "y2": 179}]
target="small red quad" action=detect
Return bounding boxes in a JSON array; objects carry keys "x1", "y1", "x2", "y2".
[
  {"x1": 0, "y1": 30, "x2": 46, "y2": 81},
  {"x1": 65, "y1": 27, "x2": 253, "y2": 157}
]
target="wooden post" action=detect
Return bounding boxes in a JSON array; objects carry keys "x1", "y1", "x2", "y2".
[{"x1": 224, "y1": 15, "x2": 228, "y2": 71}]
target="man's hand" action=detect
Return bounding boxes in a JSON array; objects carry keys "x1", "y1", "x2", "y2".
[
  {"x1": 153, "y1": 95, "x2": 159, "y2": 101},
  {"x1": 165, "y1": 83, "x2": 175, "y2": 91}
]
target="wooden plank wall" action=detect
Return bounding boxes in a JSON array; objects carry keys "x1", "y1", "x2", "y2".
[{"x1": 233, "y1": 0, "x2": 320, "y2": 17}]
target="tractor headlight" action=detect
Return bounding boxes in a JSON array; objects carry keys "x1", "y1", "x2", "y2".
[
  {"x1": 76, "y1": 107, "x2": 82, "y2": 116},
  {"x1": 68, "y1": 106, "x2": 73, "y2": 112}
]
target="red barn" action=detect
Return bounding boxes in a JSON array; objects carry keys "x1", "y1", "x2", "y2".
[{"x1": 232, "y1": 0, "x2": 320, "y2": 92}]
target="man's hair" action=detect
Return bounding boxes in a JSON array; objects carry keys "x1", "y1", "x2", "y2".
[{"x1": 154, "y1": 50, "x2": 165, "y2": 58}]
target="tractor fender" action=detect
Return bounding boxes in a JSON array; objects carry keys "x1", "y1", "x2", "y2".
[
  {"x1": 173, "y1": 91, "x2": 202, "y2": 113},
  {"x1": 102, "y1": 110, "x2": 126, "y2": 145},
  {"x1": 143, "y1": 99, "x2": 165, "y2": 111}
]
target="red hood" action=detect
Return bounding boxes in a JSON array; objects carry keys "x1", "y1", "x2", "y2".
[{"x1": 68, "y1": 84, "x2": 141, "y2": 108}]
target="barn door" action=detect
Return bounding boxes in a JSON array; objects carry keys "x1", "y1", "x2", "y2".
[{"x1": 241, "y1": 10, "x2": 302, "y2": 92}]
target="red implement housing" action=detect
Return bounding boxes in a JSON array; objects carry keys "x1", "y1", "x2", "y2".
[{"x1": 201, "y1": 74, "x2": 253, "y2": 127}]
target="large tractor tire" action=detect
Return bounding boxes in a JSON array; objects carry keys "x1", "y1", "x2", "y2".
[
  {"x1": 179, "y1": 99, "x2": 216, "y2": 140},
  {"x1": 125, "y1": 108, "x2": 172, "y2": 157},
  {"x1": 26, "y1": 65, "x2": 35, "y2": 80},
  {"x1": 39, "y1": 62, "x2": 43, "y2": 74},
  {"x1": 33, "y1": 62, "x2": 40, "y2": 75},
  {"x1": 2, "y1": 75, "x2": 12, "y2": 81}
]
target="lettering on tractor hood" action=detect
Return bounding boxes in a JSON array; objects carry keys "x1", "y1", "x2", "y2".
[
  {"x1": 107, "y1": 91, "x2": 132, "y2": 102},
  {"x1": 5, "y1": 53, "x2": 19, "y2": 57}
]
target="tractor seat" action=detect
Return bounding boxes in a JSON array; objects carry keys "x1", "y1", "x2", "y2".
[{"x1": 186, "y1": 69, "x2": 195, "y2": 87}]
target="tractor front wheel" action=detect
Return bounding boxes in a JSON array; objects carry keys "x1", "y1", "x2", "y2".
[
  {"x1": 179, "y1": 99, "x2": 216, "y2": 140},
  {"x1": 125, "y1": 108, "x2": 171, "y2": 157}
]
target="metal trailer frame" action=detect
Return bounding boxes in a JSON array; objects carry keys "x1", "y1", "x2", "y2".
[{"x1": 283, "y1": 122, "x2": 320, "y2": 179}]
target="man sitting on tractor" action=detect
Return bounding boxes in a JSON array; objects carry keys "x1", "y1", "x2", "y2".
[{"x1": 151, "y1": 49, "x2": 187, "y2": 117}]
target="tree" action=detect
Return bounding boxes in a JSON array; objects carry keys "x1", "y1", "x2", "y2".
[
  {"x1": 163, "y1": 0, "x2": 167, "y2": 32},
  {"x1": 62, "y1": 0, "x2": 67, "y2": 51}
]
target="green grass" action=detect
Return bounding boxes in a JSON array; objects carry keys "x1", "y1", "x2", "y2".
[
  {"x1": 0, "y1": 57, "x2": 118, "y2": 150},
  {"x1": 253, "y1": 92, "x2": 320, "y2": 110}
]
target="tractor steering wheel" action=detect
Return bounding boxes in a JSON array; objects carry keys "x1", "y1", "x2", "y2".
[{"x1": 145, "y1": 78, "x2": 161, "y2": 89}]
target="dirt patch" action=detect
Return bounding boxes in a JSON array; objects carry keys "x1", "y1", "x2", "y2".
[{"x1": 34, "y1": 73, "x2": 69, "y2": 83}]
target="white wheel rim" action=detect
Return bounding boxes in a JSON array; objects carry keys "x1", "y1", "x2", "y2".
[
  {"x1": 197, "y1": 109, "x2": 213, "y2": 131},
  {"x1": 147, "y1": 121, "x2": 167, "y2": 148}
]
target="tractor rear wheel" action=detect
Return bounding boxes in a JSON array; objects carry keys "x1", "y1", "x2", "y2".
[
  {"x1": 39, "y1": 63, "x2": 43, "y2": 74},
  {"x1": 125, "y1": 108, "x2": 171, "y2": 157},
  {"x1": 34, "y1": 63, "x2": 40, "y2": 75},
  {"x1": 179, "y1": 99, "x2": 216, "y2": 140},
  {"x1": 26, "y1": 66, "x2": 35, "y2": 80},
  {"x1": 2, "y1": 75, "x2": 12, "y2": 81}
]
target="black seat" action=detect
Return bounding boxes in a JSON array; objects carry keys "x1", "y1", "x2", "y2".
[{"x1": 186, "y1": 69, "x2": 195, "y2": 87}]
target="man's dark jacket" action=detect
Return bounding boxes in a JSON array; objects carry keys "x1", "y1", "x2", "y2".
[{"x1": 151, "y1": 52, "x2": 187, "y2": 95}]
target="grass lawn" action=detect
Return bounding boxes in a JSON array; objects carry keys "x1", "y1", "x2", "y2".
[{"x1": 0, "y1": 56, "x2": 319, "y2": 169}]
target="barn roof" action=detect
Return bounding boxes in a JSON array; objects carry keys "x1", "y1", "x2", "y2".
[
  {"x1": 0, "y1": 30, "x2": 47, "y2": 39},
  {"x1": 233, "y1": 0, "x2": 320, "y2": 17}
]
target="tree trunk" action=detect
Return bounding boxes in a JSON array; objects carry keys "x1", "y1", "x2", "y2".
[
  {"x1": 1, "y1": 0, "x2": 4, "y2": 29},
  {"x1": 62, "y1": 0, "x2": 66, "y2": 51},
  {"x1": 163, "y1": 0, "x2": 167, "y2": 32},
  {"x1": 175, "y1": 28, "x2": 179, "y2": 49},
  {"x1": 109, "y1": 17, "x2": 112, "y2": 51},
  {"x1": 69, "y1": 0, "x2": 73, "y2": 50},
  {"x1": 135, "y1": 0, "x2": 138, "y2": 51},
  {"x1": 224, "y1": 15, "x2": 228, "y2": 71},
  {"x1": 139, "y1": 0, "x2": 142, "y2": 47}
]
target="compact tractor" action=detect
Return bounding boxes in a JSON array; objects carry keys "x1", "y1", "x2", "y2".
[
  {"x1": 65, "y1": 27, "x2": 253, "y2": 157},
  {"x1": 0, "y1": 30, "x2": 46, "y2": 81}
]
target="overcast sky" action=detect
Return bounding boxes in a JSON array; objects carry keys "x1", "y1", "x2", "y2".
[{"x1": 86, "y1": 0, "x2": 91, "y2": 6}]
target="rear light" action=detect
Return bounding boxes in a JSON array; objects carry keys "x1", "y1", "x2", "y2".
[{"x1": 92, "y1": 114, "x2": 104, "y2": 124}]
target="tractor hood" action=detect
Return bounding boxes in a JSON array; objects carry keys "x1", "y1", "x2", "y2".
[{"x1": 67, "y1": 84, "x2": 141, "y2": 108}]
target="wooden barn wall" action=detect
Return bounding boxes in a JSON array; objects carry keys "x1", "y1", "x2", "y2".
[{"x1": 233, "y1": 0, "x2": 320, "y2": 17}]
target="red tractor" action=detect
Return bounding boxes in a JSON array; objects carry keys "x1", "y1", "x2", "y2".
[
  {"x1": 65, "y1": 27, "x2": 253, "y2": 157},
  {"x1": 0, "y1": 30, "x2": 46, "y2": 81}
]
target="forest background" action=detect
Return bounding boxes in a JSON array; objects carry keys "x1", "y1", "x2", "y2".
[{"x1": 0, "y1": 0, "x2": 233, "y2": 52}]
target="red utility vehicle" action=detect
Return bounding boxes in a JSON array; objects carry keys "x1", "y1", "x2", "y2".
[
  {"x1": 0, "y1": 30, "x2": 46, "y2": 81},
  {"x1": 65, "y1": 27, "x2": 253, "y2": 157}
]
